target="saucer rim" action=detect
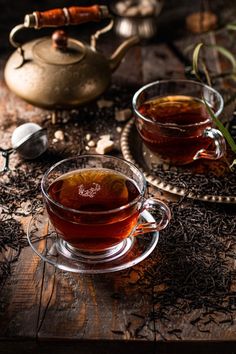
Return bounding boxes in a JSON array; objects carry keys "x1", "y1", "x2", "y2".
[{"x1": 27, "y1": 209, "x2": 159, "y2": 274}]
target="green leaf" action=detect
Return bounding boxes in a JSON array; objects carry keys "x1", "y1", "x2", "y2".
[
  {"x1": 202, "y1": 61, "x2": 211, "y2": 86},
  {"x1": 191, "y1": 42, "x2": 236, "y2": 82},
  {"x1": 226, "y1": 23, "x2": 236, "y2": 31},
  {"x1": 230, "y1": 158, "x2": 236, "y2": 170},
  {"x1": 192, "y1": 43, "x2": 204, "y2": 81},
  {"x1": 209, "y1": 44, "x2": 236, "y2": 73},
  {"x1": 203, "y1": 98, "x2": 236, "y2": 154},
  {"x1": 191, "y1": 41, "x2": 236, "y2": 159}
]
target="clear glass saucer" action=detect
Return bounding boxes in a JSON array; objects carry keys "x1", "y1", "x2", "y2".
[{"x1": 27, "y1": 209, "x2": 159, "y2": 274}]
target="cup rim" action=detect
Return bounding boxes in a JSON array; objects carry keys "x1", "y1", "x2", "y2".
[
  {"x1": 132, "y1": 79, "x2": 224, "y2": 127},
  {"x1": 41, "y1": 154, "x2": 146, "y2": 215}
]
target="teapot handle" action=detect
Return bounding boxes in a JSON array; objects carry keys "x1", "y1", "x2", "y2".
[
  {"x1": 24, "y1": 5, "x2": 110, "y2": 28},
  {"x1": 9, "y1": 5, "x2": 110, "y2": 48}
]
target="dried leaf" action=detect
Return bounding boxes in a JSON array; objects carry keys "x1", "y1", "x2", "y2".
[
  {"x1": 204, "y1": 98, "x2": 236, "y2": 154},
  {"x1": 192, "y1": 43, "x2": 236, "y2": 81},
  {"x1": 210, "y1": 44, "x2": 236, "y2": 73},
  {"x1": 192, "y1": 43, "x2": 204, "y2": 81},
  {"x1": 230, "y1": 159, "x2": 236, "y2": 170},
  {"x1": 226, "y1": 23, "x2": 236, "y2": 31}
]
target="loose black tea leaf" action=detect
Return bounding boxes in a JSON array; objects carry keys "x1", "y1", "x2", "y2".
[
  {"x1": 0, "y1": 217, "x2": 26, "y2": 287},
  {"x1": 152, "y1": 164, "x2": 236, "y2": 197},
  {"x1": 130, "y1": 199, "x2": 236, "y2": 336}
]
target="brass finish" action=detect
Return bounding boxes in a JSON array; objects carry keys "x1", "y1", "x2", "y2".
[{"x1": 4, "y1": 6, "x2": 139, "y2": 110}]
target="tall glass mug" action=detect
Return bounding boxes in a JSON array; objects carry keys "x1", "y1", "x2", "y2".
[
  {"x1": 41, "y1": 155, "x2": 171, "y2": 262},
  {"x1": 133, "y1": 80, "x2": 226, "y2": 166}
]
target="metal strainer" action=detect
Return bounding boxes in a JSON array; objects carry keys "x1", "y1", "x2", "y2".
[{"x1": 0, "y1": 123, "x2": 48, "y2": 172}]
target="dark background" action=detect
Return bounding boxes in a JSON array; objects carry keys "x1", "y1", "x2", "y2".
[{"x1": 1, "y1": 0, "x2": 235, "y2": 57}]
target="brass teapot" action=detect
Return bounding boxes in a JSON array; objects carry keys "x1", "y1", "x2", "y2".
[{"x1": 4, "y1": 5, "x2": 139, "y2": 109}]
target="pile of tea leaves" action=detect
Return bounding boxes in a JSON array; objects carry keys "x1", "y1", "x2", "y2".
[
  {"x1": 0, "y1": 154, "x2": 63, "y2": 287},
  {"x1": 152, "y1": 164, "x2": 236, "y2": 197},
  {"x1": 132, "y1": 199, "x2": 236, "y2": 339},
  {"x1": 0, "y1": 217, "x2": 27, "y2": 286},
  {"x1": 0, "y1": 166, "x2": 42, "y2": 287}
]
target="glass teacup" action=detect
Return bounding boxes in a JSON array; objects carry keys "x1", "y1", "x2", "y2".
[
  {"x1": 41, "y1": 154, "x2": 171, "y2": 262},
  {"x1": 133, "y1": 79, "x2": 226, "y2": 166}
]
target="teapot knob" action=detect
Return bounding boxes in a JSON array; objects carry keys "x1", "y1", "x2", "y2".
[{"x1": 52, "y1": 30, "x2": 68, "y2": 50}]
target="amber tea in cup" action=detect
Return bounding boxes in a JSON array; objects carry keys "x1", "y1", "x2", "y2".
[
  {"x1": 41, "y1": 155, "x2": 171, "y2": 262},
  {"x1": 48, "y1": 168, "x2": 140, "y2": 251},
  {"x1": 133, "y1": 80, "x2": 226, "y2": 165}
]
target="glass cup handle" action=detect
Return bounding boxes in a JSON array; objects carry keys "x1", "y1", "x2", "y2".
[
  {"x1": 194, "y1": 127, "x2": 226, "y2": 161},
  {"x1": 133, "y1": 198, "x2": 171, "y2": 236}
]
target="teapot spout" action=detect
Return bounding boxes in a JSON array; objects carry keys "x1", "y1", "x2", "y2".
[{"x1": 109, "y1": 36, "x2": 140, "y2": 72}]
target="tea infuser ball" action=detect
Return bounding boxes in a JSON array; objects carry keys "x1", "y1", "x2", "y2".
[{"x1": 11, "y1": 122, "x2": 48, "y2": 159}]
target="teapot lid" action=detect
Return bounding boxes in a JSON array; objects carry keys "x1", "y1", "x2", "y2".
[{"x1": 33, "y1": 30, "x2": 85, "y2": 65}]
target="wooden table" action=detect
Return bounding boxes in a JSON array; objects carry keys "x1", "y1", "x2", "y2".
[{"x1": 1, "y1": 1, "x2": 236, "y2": 353}]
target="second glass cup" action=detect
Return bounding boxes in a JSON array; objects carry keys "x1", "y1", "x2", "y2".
[{"x1": 133, "y1": 79, "x2": 226, "y2": 166}]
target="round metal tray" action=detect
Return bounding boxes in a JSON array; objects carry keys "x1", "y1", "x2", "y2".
[{"x1": 121, "y1": 119, "x2": 236, "y2": 203}]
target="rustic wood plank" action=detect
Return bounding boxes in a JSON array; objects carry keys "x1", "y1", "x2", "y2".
[
  {"x1": 1, "y1": 1, "x2": 236, "y2": 352},
  {"x1": 2, "y1": 339, "x2": 236, "y2": 354},
  {"x1": 0, "y1": 246, "x2": 44, "y2": 338},
  {"x1": 0, "y1": 53, "x2": 47, "y2": 341},
  {"x1": 141, "y1": 43, "x2": 186, "y2": 83},
  {"x1": 36, "y1": 262, "x2": 155, "y2": 341}
]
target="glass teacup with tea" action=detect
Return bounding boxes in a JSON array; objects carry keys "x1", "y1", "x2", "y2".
[
  {"x1": 133, "y1": 79, "x2": 226, "y2": 166},
  {"x1": 41, "y1": 154, "x2": 171, "y2": 264}
]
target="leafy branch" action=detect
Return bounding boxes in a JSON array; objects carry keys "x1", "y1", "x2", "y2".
[
  {"x1": 192, "y1": 42, "x2": 236, "y2": 82},
  {"x1": 192, "y1": 42, "x2": 236, "y2": 165},
  {"x1": 226, "y1": 22, "x2": 236, "y2": 32},
  {"x1": 203, "y1": 98, "x2": 236, "y2": 154}
]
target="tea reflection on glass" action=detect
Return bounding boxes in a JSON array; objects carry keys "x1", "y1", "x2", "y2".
[
  {"x1": 133, "y1": 80, "x2": 226, "y2": 166},
  {"x1": 41, "y1": 155, "x2": 171, "y2": 262}
]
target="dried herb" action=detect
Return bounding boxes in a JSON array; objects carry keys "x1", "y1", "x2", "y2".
[
  {"x1": 0, "y1": 217, "x2": 27, "y2": 287},
  {"x1": 191, "y1": 42, "x2": 236, "y2": 161},
  {"x1": 132, "y1": 199, "x2": 236, "y2": 337},
  {"x1": 152, "y1": 164, "x2": 236, "y2": 197},
  {"x1": 0, "y1": 168, "x2": 43, "y2": 216}
]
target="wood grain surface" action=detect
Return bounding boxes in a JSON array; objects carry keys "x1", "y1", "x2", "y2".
[{"x1": 1, "y1": 1, "x2": 236, "y2": 353}]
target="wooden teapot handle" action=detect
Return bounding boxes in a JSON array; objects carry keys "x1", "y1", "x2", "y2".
[{"x1": 24, "y1": 5, "x2": 110, "y2": 28}]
